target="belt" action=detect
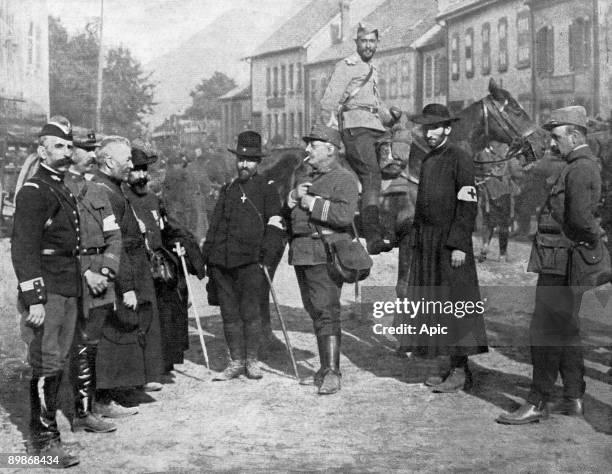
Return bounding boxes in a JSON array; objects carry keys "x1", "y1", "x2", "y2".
[
  {"x1": 342, "y1": 104, "x2": 378, "y2": 114},
  {"x1": 42, "y1": 249, "x2": 78, "y2": 257},
  {"x1": 292, "y1": 231, "x2": 335, "y2": 239},
  {"x1": 81, "y1": 246, "x2": 106, "y2": 256}
]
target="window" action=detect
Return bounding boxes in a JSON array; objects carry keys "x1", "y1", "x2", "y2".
[
  {"x1": 289, "y1": 64, "x2": 294, "y2": 91},
  {"x1": 378, "y1": 63, "x2": 387, "y2": 100},
  {"x1": 400, "y1": 59, "x2": 411, "y2": 97},
  {"x1": 320, "y1": 76, "x2": 328, "y2": 98},
  {"x1": 310, "y1": 78, "x2": 318, "y2": 123},
  {"x1": 498, "y1": 17, "x2": 508, "y2": 72},
  {"x1": 465, "y1": 28, "x2": 474, "y2": 78},
  {"x1": 389, "y1": 63, "x2": 398, "y2": 99},
  {"x1": 273, "y1": 67, "x2": 279, "y2": 97},
  {"x1": 481, "y1": 23, "x2": 491, "y2": 75},
  {"x1": 266, "y1": 68, "x2": 271, "y2": 97},
  {"x1": 27, "y1": 22, "x2": 34, "y2": 66},
  {"x1": 425, "y1": 56, "x2": 433, "y2": 98},
  {"x1": 297, "y1": 111, "x2": 303, "y2": 136},
  {"x1": 281, "y1": 113, "x2": 287, "y2": 141},
  {"x1": 274, "y1": 114, "x2": 279, "y2": 138},
  {"x1": 289, "y1": 112, "x2": 295, "y2": 139},
  {"x1": 517, "y1": 10, "x2": 531, "y2": 68},
  {"x1": 569, "y1": 17, "x2": 591, "y2": 71},
  {"x1": 281, "y1": 65, "x2": 286, "y2": 95},
  {"x1": 36, "y1": 26, "x2": 42, "y2": 70},
  {"x1": 451, "y1": 34, "x2": 459, "y2": 80},
  {"x1": 266, "y1": 114, "x2": 272, "y2": 140},
  {"x1": 433, "y1": 54, "x2": 444, "y2": 96},
  {"x1": 536, "y1": 26, "x2": 554, "y2": 76},
  {"x1": 296, "y1": 63, "x2": 303, "y2": 91}
]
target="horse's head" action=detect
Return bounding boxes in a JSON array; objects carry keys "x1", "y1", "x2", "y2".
[{"x1": 376, "y1": 125, "x2": 412, "y2": 180}]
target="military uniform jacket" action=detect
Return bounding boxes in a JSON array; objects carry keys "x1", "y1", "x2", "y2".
[
  {"x1": 287, "y1": 164, "x2": 359, "y2": 266},
  {"x1": 412, "y1": 141, "x2": 478, "y2": 254},
  {"x1": 64, "y1": 171, "x2": 121, "y2": 309},
  {"x1": 320, "y1": 54, "x2": 391, "y2": 131},
  {"x1": 12, "y1": 164, "x2": 81, "y2": 307},
  {"x1": 124, "y1": 186, "x2": 206, "y2": 279},
  {"x1": 203, "y1": 173, "x2": 282, "y2": 269},
  {"x1": 90, "y1": 170, "x2": 155, "y2": 304}
]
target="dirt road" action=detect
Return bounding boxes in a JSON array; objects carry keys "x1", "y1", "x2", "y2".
[{"x1": 1, "y1": 238, "x2": 611, "y2": 472}]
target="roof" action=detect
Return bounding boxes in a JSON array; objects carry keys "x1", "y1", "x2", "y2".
[
  {"x1": 436, "y1": 0, "x2": 502, "y2": 21},
  {"x1": 250, "y1": 0, "x2": 339, "y2": 59},
  {"x1": 309, "y1": 0, "x2": 438, "y2": 66},
  {"x1": 411, "y1": 24, "x2": 445, "y2": 50},
  {"x1": 219, "y1": 85, "x2": 251, "y2": 101}
]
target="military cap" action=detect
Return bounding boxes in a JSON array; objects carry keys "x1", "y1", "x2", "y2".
[
  {"x1": 303, "y1": 123, "x2": 342, "y2": 149},
  {"x1": 39, "y1": 116, "x2": 73, "y2": 141},
  {"x1": 228, "y1": 130, "x2": 267, "y2": 159},
  {"x1": 74, "y1": 130, "x2": 100, "y2": 151},
  {"x1": 131, "y1": 138, "x2": 158, "y2": 167},
  {"x1": 410, "y1": 103, "x2": 460, "y2": 126},
  {"x1": 542, "y1": 106, "x2": 588, "y2": 131},
  {"x1": 355, "y1": 22, "x2": 378, "y2": 39}
]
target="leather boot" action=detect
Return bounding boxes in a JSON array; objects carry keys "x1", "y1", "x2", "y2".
[
  {"x1": 431, "y1": 367, "x2": 467, "y2": 393},
  {"x1": 245, "y1": 358, "x2": 264, "y2": 380},
  {"x1": 30, "y1": 374, "x2": 80, "y2": 468},
  {"x1": 212, "y1": 359, "x2": 245, "y2": 381},
  {"x1": 71, "y1": 344, "x2": 116, "y2": 433},
  {"x1": 362, "y1": 206, "x2": 393, "y2": 255},
  {"x1": 300, "y1": 336, "x2": 326, "y2": 387},
  {"x1": 547, "y1": 397, "x2": 584, "y2": 417},
  {"x1": 496, "y1": 401, "x2": 549, "y2": 425},
  {"x1": 319, "y1": 335, "x2": 341, "y2": 395}
]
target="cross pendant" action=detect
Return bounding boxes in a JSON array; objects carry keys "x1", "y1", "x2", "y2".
[{"x1": 240, "y1": 193, "x2": 247, "y2": 204}]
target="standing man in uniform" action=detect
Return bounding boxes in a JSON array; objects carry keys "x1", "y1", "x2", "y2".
[
  {"x1": 91, "y1": 136, "x2": 163, "y2": 409},
  {"x1": 124, "y1": 139, "x2": 206, "y2": 376},
  {"x1": 286, "y1": 124, "x2": 360, "y2": 395},
  {"x1": 11, "y1": 117, "x2": 80, "y2": 467},
  {"x1": 498, "y1": 106, "x2": 604, "y2": 424},
  {"x1": 321, "y1": 22, "x2": 401, "y2": 255},
  {"x1": 402, "y1": 104, "x2": 488, "y2": 392},
  {"x1": 203, "y1": 131, "x2": 285, "y2": 381},
  {"x1": 65, "y1": 132, "x2": 122, "y2": 431}
]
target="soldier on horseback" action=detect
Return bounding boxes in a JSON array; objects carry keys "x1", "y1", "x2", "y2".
[{"x1": 320, "y1": 22, "x2": 401, "y2": 255}]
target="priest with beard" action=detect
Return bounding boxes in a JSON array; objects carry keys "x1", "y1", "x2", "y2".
[{"x1": 123, "y1": 139, "x2": 206, "y2": 378}]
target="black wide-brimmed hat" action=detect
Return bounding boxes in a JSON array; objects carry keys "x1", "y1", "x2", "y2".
[
  {"x1": 410, "y1": 103, "x2": 460, "y2": 126},
  {"x1": 131, "y1": 138, "x2": 158, "y2": 167},
  {"x1": 228, "y1": 130, "x2": 267, "y2": 159},
  {"x1": 74, "y1": 130, "x2": 100, "y2": 151}
]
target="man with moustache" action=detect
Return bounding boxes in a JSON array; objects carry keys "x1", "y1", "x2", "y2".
[
  {"x1": 124, "y1": 139, "x2": 206, "y2": 376},
  {"x1": 90, "y1": 136, "x2": 163, "y2": 410},
  {"x1": 64, "y1": 131, "x2": 124, "y2": 431},
  {"x1": 203, "y1": 131, "x2": 285, "y2": 381},
  {"x1": 286, "y1": 124, "x2": 359, "y2": 395},
  {"x1": 321, "y1": 22, "x2": 401, "y2": 255},
  {"x1": 498, "y1": 106, "x2": 605, "y2": 424},
  {"x1": 11, "y1": 117, "x2": 80, "y2": 467},
  {"x1": 401, "y1": 104, "x2": 488, "y2": 393}
]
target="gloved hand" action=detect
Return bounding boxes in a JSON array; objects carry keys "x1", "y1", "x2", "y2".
[{"x1": 259, "y1": 226, "x2": 287, "y2": 269}]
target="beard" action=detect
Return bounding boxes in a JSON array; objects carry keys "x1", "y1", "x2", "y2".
[
  {"x1": 237, "y1": 168, "x2": 254, "y2": 182},
  {"x1": 128, "y1": 177, "x2": 149, "y2": 194}
]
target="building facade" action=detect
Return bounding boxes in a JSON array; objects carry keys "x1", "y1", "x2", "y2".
[
  {"x1": 413, "y1": 24, "x2": 448, "y2": 112},
  {"x1": 0, "y1": 0, "x2": 49, "y2": 145},
  {"x1": 219, "y1": 86, "x2": 252, "y2": 148}
]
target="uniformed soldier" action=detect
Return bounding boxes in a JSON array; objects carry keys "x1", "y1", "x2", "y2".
[
  {"x1": 203, "y1": 131, "x2": 286, "y2": 381},
  {"x1": 90, "y1": 136, "x2": 164, "y2": 408},
  {"x1": 286, "y1": 124, "x2": 360, "y2": 395},
  {"x1": 64, "y1": 131, "x2": 127, "y2": 430},
  {"x1": 124, "y1": 139, "x2": 206, "y2": 376},
  {"x1": 401, "y1": 104, "x2": 488, "y2": 393},
  {"x1": 498, "y1": 106, "x2": 605, "y2": 424},
  {"x1": 320, "y1": 22, "x2": 401, "y2": 255},
  {"x1": 11, "y1": 117, "x2": 80, "y2": 467}
]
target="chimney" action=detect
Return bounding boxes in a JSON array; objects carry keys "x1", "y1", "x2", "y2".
[{"x1": 340, "y1": 0, "x2": 350, "y2": 42}]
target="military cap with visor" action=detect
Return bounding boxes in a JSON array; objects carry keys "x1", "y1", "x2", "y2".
[{"x1": 302, "y1": 123, "x2": 342, "y2": 149}]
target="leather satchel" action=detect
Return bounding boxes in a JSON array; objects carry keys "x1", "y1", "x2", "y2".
[
  {"x1": 316, "y1": 226, "x2": 373, "y2": 283},
  {"x1": 569, "y1": 239, "x2": 612, "y2": 288},
  {"x1": 527, "y1": 232, "x2": 572, "y2": 276},
  {"x1": 149, "y1": 247, "x2": 179, "y2": 287}
]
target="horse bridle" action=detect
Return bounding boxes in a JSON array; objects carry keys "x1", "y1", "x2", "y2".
[{"x1": 479, "y1": 95, "x2": 539, "y2": 164}]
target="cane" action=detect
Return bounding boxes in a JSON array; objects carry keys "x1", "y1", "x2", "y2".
[
  {"x1": 174, "y1": 242, "x2": 210, "y2": 369},
  {"x1": 261, "y1": 265, "x2": 300, "y2": 380}
]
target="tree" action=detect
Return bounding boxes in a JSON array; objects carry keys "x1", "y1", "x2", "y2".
[
  {"x1": 48, "y1": 16, "x2": 155, "y2": 137},
  {"x1": 184, "y1": 72, "x2": 236, "y2": 120}
]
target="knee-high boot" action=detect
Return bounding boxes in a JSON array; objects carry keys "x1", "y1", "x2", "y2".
[{"x1": 318, "y1": 335, "x2": 341, "y2": 395}]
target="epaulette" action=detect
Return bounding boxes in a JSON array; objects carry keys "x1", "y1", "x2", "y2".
[{"x1": 344, "y1": 55, "x2": 358, "y2": 66}]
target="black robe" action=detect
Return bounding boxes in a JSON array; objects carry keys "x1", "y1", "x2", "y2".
[{"x1": 397, "y1": 141, "x2": 488, "y2": 357}]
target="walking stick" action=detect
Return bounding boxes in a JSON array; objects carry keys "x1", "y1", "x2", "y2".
[
  {"x1": 174, "y1": 242, "x2": 210, "y2": 369},
  {"x1": 261, "y1": 265, "x2": 300, "y2": 380}
]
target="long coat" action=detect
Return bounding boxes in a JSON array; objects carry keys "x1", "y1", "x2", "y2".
[
  {"x1": 90, "y1": 170, "x2": 162, "y2": 388},
  {"x1": 397, "y1": 141, "x2": 488, "y2": 357},
  {"x1": 124, "y1": 186, "x2": 205, "y2": 372}
]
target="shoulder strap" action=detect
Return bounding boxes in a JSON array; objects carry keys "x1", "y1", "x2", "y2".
[
  {"x1": 29, "y1": 177, "x2": 78, "y2": 232},
  {"x1": 340, "y1": 65, "x2": 374, "y2": 106}
]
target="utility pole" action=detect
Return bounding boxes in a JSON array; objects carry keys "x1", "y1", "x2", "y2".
[{"x1": 95, "y1": 0, "x2": 104, "y2": 131}]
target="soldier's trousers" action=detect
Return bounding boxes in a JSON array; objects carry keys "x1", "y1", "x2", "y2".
[
  {"x1": 294, "y1": 264, "x2": 342, "y2": 337},
  {"x1": 527, "y1": 274, "x2": 585, "y2": 404},
  {"x1": 211, "y1": 264, "x2": 264, "y2": 360},
  {"x1": 342, "y1": 127, "x2": 385, "y2": 207}
]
